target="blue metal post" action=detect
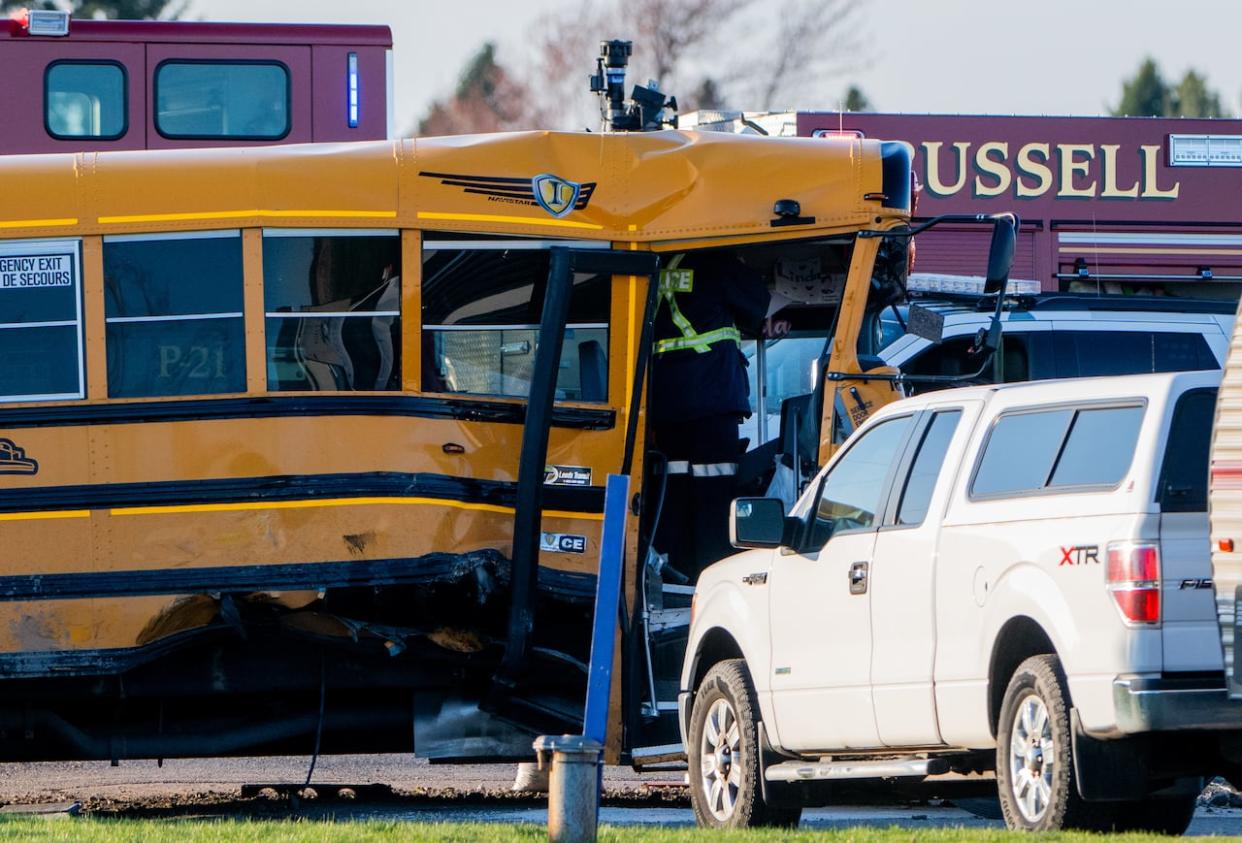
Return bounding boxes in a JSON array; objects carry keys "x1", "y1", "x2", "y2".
[{"x1": 582, "y1": 472, "x2": 630, "y2": 745}]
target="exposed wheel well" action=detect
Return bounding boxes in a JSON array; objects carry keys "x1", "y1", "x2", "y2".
[
  {"x1": 987, "y1": 616, "x2": 1056, "y2": 738},
  {"x1": 685, "y1": 628, "x2": 745, "y2": 733},
  {"x1": 692, "y1": 628, "x2": 745, "y2": 691}
]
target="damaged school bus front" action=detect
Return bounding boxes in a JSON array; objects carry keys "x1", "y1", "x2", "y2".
[{"x1": 0, "y1": 128, "x2": 909, "y2": 763}]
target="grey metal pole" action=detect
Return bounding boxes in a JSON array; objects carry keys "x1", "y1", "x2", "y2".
[{"x1": 534, "y1": 735, "x2": 603, "y2": 843}]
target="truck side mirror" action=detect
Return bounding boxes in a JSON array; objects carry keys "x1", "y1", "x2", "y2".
[
  {"x1": 730, "y1": 497, "x2": 796, "y2": 549},
  {"x1": 983, "y1": 214, "x2": 1017, "y2": 296}
]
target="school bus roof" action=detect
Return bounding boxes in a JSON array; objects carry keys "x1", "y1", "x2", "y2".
[{"x1": 0, "y1": 130, "x2": 908, "y2": 243}]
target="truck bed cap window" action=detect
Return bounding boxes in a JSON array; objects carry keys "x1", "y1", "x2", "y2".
[{"x1": 972, "y1": 403, "x2": 1145, "y2": 499}]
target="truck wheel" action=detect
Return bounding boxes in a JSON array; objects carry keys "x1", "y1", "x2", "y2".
[
  {"x1": 995, "y1": 654, "x2": 1096, "y2": 831},
  {"x1": 688, "y1": 659, "x2": 801, "y2": 829}
]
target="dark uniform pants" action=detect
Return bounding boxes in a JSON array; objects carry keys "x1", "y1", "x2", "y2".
[{"x1": 652, "y1": 415, "x2": 742, "y2": 581}]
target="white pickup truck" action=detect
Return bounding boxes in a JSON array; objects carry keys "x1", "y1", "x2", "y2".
[{"x1": 681, "y1": 370, "x2": 1242, "y2": 833}]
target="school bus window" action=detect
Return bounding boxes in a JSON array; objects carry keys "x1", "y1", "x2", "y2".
[
  {"x1": 262, "y1": 230, "x2": 401, "y2": 392},
  {"x1": 0, "y1": 240, "x2": 84, "y2": 403},
  {"x1": 421, "y1": 244, "x2": 610, "y2": 402},
  {"x1": 45, "y1": 62, "x2": 127, "y2": 140},
  {"x1": 103, "y1": 231, "x2": 245, "y2": 398},
  {"x1": 155, "y1": 61, "x2": 289, "y2": 140}
]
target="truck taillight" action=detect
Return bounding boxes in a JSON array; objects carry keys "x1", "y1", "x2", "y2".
[{"x1": 1106, "y1": 542, "x2": 1160, "y2": 625}]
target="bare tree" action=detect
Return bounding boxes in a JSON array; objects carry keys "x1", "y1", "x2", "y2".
[
  {"x1": 416, "y1": 43, "x2": 535, "y2": 136},
  {"x1": 746, "y1": 0, "x2": 864, "y2": 107},
  {"x1": 516, "y1": 0, "x2": 866, "y2": 129}
]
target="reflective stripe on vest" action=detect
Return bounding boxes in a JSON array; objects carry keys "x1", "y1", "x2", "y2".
[
  {"x1": 654, "y1": 253, "x2": 742, "y2": 356},
  {"x1": 665, "y1": 460, "x2": 739, "y2": 477}
]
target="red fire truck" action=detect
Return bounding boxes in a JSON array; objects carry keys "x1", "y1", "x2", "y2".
[{"x1": 1, "y1": 8, "x2": 392, "y2": 154}]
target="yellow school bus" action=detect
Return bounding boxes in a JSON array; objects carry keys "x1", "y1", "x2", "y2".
[{"x1": 0, "y1": 128, "x2": 1012, "y2": 764}]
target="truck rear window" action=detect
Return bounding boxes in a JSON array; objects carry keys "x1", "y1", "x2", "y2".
[
  {"x1": 1156, "y1": 388, "x2": 1217, "y2": 513},
  {"x1": 972, "y1": 403, "x2": 1145, "y2": 498}
]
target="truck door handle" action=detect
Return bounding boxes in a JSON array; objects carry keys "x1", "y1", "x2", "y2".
[{"x1": 849, "y1": 561, "x2": 869, "y2": 595}]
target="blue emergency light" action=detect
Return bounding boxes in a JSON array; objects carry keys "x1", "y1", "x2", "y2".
[{"x1": 348, "y1": 53, "x2": 359, "y2": 128}]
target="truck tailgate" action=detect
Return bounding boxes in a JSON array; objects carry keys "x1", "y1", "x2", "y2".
[{"x1": 1160, "y1": 512, "x2": 1224, "y2": 672}]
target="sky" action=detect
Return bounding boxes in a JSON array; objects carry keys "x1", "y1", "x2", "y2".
[{"x1": 185, "y1": 0, "x2": 1242, "y2": 131}]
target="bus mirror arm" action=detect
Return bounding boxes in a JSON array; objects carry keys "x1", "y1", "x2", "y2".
[{"x1": 822, "y1": 348, "x2": 998, "y2": 387}]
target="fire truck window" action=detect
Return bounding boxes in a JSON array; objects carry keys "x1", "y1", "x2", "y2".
[
  {"x1": 263, "y1": 232, "x2": 401, "y2": 392},
  {"x1": 421, "y1": 246, "x2": 610, "y2": 402},
  {"x1": 0, "y1": 241, "x2": 84, "y2": 402},
  {"x1": 45, "y1": 62, "x2": 126, "y2": 139},
  {"x1": 155, "y1": 61, "x2": 289, "y2": 140},
  {"x1": 103, "y1": 232, "x2": 245, "y2": 398}
]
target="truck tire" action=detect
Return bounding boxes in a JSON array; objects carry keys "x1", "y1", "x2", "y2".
[
  {"x1": 995, "y1": 654, "x2": 1100, "y2": 831},
  {"x1": 687, "y1": 659, "x2": 801, "y2": 829}
]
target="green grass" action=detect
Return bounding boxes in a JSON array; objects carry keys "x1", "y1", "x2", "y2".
[{"x1": 0, "y1": 819, "x2": 1226, "y2": 842}]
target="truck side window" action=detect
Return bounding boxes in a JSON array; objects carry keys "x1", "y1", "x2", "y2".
[
  {"x1": 421, "y1": 245, "x2": 609, "y2": 402},
  {"x1": 973, "y1": 404, "x2": 1145, "y2": 498},
  {"x1": 262, "y1": 231, "x2": 401, "y2": 392},
  {"x1": 895, "y1": 410, "x2": 962, "y2": 526},
  {"x1": 972, "y1": 410, "x2": 1073, "y2": 497},
  {"x1": 1157, "y1": 388, "x2": 1217, "y2": 513},
  {"x1": 1048, "y1": 405, "x2": 1144, "y2": 488},
  {"x1": 103, "y1": 232, "x2": 246, "y2": 398},
  {"x1": 809, "y1": 415, "x2": 912, "y2": 548}
]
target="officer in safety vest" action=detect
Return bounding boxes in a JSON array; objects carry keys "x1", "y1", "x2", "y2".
[{"x1": 650, "y1": 250, "x2": 770, "y2": 581}]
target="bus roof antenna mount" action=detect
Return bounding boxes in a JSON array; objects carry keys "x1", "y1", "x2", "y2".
[{"x1": 589, "y1": 39, "x2": 677, "y2": 132}]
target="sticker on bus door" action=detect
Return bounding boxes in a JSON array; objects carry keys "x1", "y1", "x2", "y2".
[
  {"x1": 540, "y1": 532, "x2": 587, "y2": 554},
  {"x1": 544, "y1": 465, "x2": 592, "y2": 486}
]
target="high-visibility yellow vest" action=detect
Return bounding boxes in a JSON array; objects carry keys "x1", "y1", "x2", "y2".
[{"x1": 653, "y1": 254, "x2": 742, "y2": 356}]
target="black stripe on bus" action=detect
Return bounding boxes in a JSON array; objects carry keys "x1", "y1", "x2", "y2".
[
  {"x1": 0, "y1": 553, "x2": 596, "y2": 604},
  {"x1": 0, "y1": 471, "x2": 606, "y2": 515},
  {"x1": 0, "y1": 395, "x2": 615, "y2": 432}
]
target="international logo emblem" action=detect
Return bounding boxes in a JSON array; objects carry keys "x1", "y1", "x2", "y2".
[
  {"x1": 420, "y1": 171, "x2": 596, "y2": 216},
  {"x1": 532, "y1": 174, "x2": 581, "y2": 218},
  {"x1": 0, "y1": 438, "x2": 37, "y2": 475}
]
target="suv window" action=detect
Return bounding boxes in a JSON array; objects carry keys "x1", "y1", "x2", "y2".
[
  {"x1": 1157, "y1": 388, "x2": 1217, "y2": 513},
  {"x1": 809, "y1": 415, "x2": 913, "y2": 547},
  {"x1": 902, "y1": 333, "x2": 1036, "y2": 395},
  {"x1": 972, "y1": 404, "x2": 1145, "y2": 498},
  {"x1": 1053, "y1": 330, "x2": 1216, "y2": 377},
  {"x1": 896, "y1": 410, "x2": 962, "y2": 526}
]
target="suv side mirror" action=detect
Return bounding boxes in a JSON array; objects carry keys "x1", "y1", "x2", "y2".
[{"x1": 730, "y1": 497, "x2": 797, "y2": 549}]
